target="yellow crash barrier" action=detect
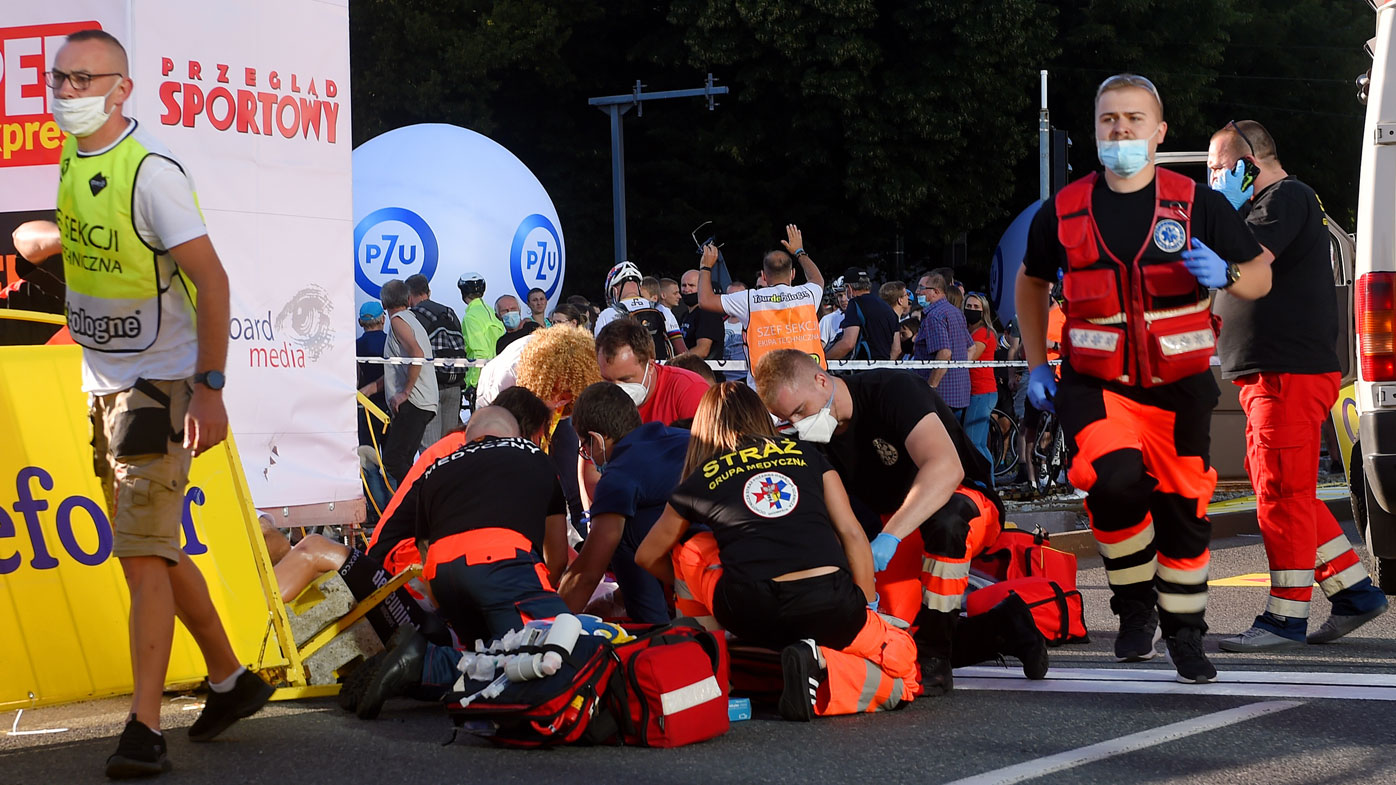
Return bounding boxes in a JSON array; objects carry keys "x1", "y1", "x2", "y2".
[{"x1": 0, "y1": 345, "x2": 305, "y2": 709}]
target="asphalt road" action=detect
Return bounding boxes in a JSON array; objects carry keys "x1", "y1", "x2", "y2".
[{"x1": 5, "y1": 522, "x2": 1395, "y2": 785}]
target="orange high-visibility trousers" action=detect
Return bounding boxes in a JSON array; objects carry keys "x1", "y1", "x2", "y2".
[
  {"x1": 1238, "y1": 372, "x2": 1371, "y2": 618},
  {"x1": 671, "y1": 533, "x2": 921, "y2": 716},
  {"x1": 1057, "y1": 380, "x2": 1217, "y2": 635},
  {"x1": 874, "y1": 486, "x2": 1002, "y2": 624}
]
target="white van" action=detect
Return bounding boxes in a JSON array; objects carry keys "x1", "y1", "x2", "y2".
[{"x1": 1352, "y1": 0, "x2": 1396, "y2": 591}]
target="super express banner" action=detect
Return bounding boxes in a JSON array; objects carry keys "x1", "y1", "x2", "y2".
[{"x1": 0, "y1": 0, "x2": 359, "y2": 511}]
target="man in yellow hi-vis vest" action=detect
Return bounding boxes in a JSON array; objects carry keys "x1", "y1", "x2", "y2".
[{"x1": 12, "y1": 29, "x2": 271, "y2": 779}]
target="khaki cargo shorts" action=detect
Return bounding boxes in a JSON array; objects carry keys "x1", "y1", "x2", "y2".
[{"x1": 90, "y1": 377, "x2": 194, "y2": 564}]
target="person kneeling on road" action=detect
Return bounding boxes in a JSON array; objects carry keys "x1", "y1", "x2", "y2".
[
  {"x1": 754, "y1": 349, "x2": 1046, "y2": 695},
  {"x1": 635, "y1": 382, "x2": 923, "y2": 721},
  {"x1": 557, "y1": 383, "x2": 691, "y2": 622},
  {"x1": 353, "y1": 407, "x2": 572, "y2": 718}
]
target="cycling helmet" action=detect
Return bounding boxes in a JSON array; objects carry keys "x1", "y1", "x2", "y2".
[
  {"x1": 829, "y1": 275, "x2": 847, "y2": 293},
  {"x1": 604, "y1": 261, "x2": 643, "y2": 306},
  {"x1": 457, "y1": 272, "x2": 486, "y2": 297}
]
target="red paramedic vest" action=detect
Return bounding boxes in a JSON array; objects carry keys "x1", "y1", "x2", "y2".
[{"x1": 1055, "y1": 168, "x2": 1219, "y2": 388}]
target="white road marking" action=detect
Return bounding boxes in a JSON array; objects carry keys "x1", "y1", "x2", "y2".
[
  {"x1": 940, "y1": 700, "x2": 1302, "y2": 785},
  {"x1": 957, "y1": 666, "x2": 1396, "y2": 701}
]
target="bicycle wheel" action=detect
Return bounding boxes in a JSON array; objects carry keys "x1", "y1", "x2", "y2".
[{"x1": 989, "y1": 408, "x2": 1019, "y2": 481}]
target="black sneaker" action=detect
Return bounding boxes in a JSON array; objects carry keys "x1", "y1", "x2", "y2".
[
  {"x1": 1166, "y1": 627, "x2": 1218, "y2": 684},
  {"x1": 778, "y1": 640, "x2": 821, "y2": 722},
  {"x1": 920, "y1": 655, "x2": 954, "y2": 696},
  {"x1": 188, "y1": 670, "x2": 274, "y2": 742},
  {"x1": 338, "y1": 650, "x2": 386, "y2": 713},
  {"x1": 105, "y1": 716, "x2": 171, "y2": 779},
  {"x1": 1114, "y1": 604, "x2": 1162, "y2": 662}
]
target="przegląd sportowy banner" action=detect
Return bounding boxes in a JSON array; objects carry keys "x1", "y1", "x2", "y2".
[{"x1": 0, "y1": 0, "x2": 360, "y2": 510}]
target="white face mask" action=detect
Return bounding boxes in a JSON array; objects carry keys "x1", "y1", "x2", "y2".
[
  {"x1": 615, "y1": 362, "x2": 652, "y2": 406},
  {"x1": 791, "y1": 386, "x2": 838, "y2": 444},
  {"x1": 52, "y1": 79, "x2": 121, "y2": 138}
]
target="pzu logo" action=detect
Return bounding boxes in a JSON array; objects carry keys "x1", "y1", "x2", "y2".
[
  {"x1": 510, "y1": 214, "x2": 564, "y2": 300},
  {"x1": 353, "y1": 207, "x2": 439, "y2": 298}
]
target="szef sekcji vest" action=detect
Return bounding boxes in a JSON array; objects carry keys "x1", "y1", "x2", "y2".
[
  {"x1": 1055, "y1": 168, "x2": 1217, "y2": 388},
  {"x1": 58, "y1": 131, "x2": 196, "y2": 353}
]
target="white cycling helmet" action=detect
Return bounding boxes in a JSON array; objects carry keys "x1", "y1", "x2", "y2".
[{"x1": 604, "y1": 261, "x2": 643, "y2": 306}]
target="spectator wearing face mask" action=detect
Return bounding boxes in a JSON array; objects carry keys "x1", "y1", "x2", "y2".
[
  {"x1": 495, "y1": 294, "x2": 539, "y2": 353},
  {"x1": 679, "y1": 269, "x2": 726, "y2": 363},
  {"x1": 962, "y1": 292, "x2": 999, "y2": 468}
]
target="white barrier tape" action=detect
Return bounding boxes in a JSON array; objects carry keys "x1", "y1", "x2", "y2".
[{"x1": 356, "y1": 356, "x2": 1057, "y2": 371}]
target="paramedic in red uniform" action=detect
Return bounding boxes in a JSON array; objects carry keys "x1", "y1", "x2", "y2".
[
  {"x1": 1016, "y1": 74, "x2": 1272, "y2": 683},
  {"x1": 634, "y1": 382, "x2": 923, "y2": 721},
  {"x1": 754, "y1": 350, "x2": 1044, "y2": 696},
  {"x1": 1207, "y1": 120, "x2": 1388, "y2": 650}
]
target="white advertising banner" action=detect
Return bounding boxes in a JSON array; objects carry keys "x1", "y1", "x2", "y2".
[
  {"x1": 352, "y1": 124, "x2": 566, "y2": 329},
  {"x1": 0, "y1": 1, "x2": 360, "y2": 510}
]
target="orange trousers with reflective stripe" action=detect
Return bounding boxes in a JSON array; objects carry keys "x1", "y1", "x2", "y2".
[
  {"x1": 1057, "y1": 380, "x2": 1216, "y2": 635},
  {"x1": 1237, "y1": 372, "x2": 1368, "y2": 619},
  {"x1": 875, "y1": 486, "x2": 1002, "y2": 625},
  {"x1": 672, "y1": 533, "x2": 921, "y2": 716}
]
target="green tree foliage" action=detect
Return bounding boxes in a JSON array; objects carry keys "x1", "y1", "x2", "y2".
[{"x1": 349, "y1": 0, "x2": 1375, "y2": 294}]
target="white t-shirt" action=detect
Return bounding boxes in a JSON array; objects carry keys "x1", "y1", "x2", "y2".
[
  {"x1": 593, "y1": 297, "x2": 682, "y2": 336},
  {"x1": 477, "y1": 331, "x2": 535, "y2": 407},
  {"x1": 79, "y1": 121, "x2": 209, "y2": 394},
  {"x1": 820, "y1": 309, "x2": 844, "y2": 347},
  {"x1": 718, "y1": 282, "x2": 824, "y2": 325}
]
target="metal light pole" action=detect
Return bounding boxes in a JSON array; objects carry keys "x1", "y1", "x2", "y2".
[
  {"x1": 588, "y1": 75, "x2": 730, "y2": 264},
  {"x1": 1039, "y1": 70, "x2": 1050, "y2": 201}
]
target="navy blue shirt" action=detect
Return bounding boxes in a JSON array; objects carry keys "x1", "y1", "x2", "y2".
[
  {"x1": 588, "y1": 421, "x2": 691, "y2": 623},
  {"x1": 357, "y1": 330, "x2": 388, "y2": 446}
]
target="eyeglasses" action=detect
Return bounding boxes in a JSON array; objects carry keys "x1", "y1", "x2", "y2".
[
  {"x1": 45, "y1": 69, "x2": 123, "y2": 90},
  {"x1": 578, "y1": 433, "x2": 599, "y2": 462}
]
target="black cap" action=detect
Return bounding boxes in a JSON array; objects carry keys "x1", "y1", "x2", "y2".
[{"x1": 843, "y1": 267, "x2": 871, "y2": 284}]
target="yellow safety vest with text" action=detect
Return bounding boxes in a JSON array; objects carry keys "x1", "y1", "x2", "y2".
[{"x1": 57, "y1": 130, "x2": 195, "y2": 353}]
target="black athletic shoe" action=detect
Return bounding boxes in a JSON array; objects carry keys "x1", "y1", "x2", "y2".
[
  {"x1": 357, "y1": 626, "x2": 427, "y2": 720},
  {"x1": 188, "y1": 670, "x2": 274, "y2": 742},
  {"x1": 1114, "y1": 604, "x2": 1162, "y2": 662},
  {"x1": 920, "y1": 655, "x2": 954, "y2": 696},
  {"x1": 778, "y1": 640, "x2": 821, "y2": 722},
  {"x1": 1166, "y1": 627, "x2": 1218, "y2": 684},
  {"x1": 105, "y1": 716, "x2": 171, "y2": 779}
]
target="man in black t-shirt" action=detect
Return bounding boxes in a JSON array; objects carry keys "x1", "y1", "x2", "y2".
[
  {"x1": 1015, "y1": 75, "x2": 1271, "y2": 684},
  {"x1": 755, "y1": 350, "x2": 1008, "y2": 695},
  {"x1": 1206, "y1": 121, "x2": 1387, "y2": 651},
  {"x1": 679, "y1": 268, "x2": 726, "y2": 361},
  {"x1": 827, "y1": 268, "x2": 899, "y2": 360}
]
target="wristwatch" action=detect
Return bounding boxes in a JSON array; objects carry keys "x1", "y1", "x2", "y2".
[
  {"x1": 1222, "y1": 262, "x2": 1242, "y2": 289},
  {"x1": 193, "y1": 370, "x2": 226, "y2": 390}
]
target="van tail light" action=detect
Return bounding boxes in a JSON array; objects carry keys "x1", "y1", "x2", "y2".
[{"x1": 1358, "y1": 272, "x2": 1396, "y2": 382}]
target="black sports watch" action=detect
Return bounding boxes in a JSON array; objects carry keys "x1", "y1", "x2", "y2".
[
  {"x1": 1222, "y1": 262, "x2": 1242, "y2": 289},
  {"x1": 193, "y1": 370, "x2": 226, "y2": 391}
]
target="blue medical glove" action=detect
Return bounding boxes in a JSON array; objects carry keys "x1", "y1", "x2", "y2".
[
  {"x1": 1181, "y1": 238, "x2": 1229, "y2": 289},
  {"x1": 867, "y1": 593, "x2": 880, "y2": 612},
  {"x1": 870, "y1": 532, "x2": 902, "y2": 572},
  {"x1": 1210, "y1": 159, "x2": 1255, "y2": 210},
  {"x1": 1027, "y1": 364, "x2": 1058, "y2": 414}
]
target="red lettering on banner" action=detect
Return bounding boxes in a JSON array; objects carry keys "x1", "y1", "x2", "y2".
[
  {"x1": 157, "y1": 58, "x2": 344, "y2": 144},
  {"x1": 0, "y1": 21, "x2": 102, "y2": 168}
]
